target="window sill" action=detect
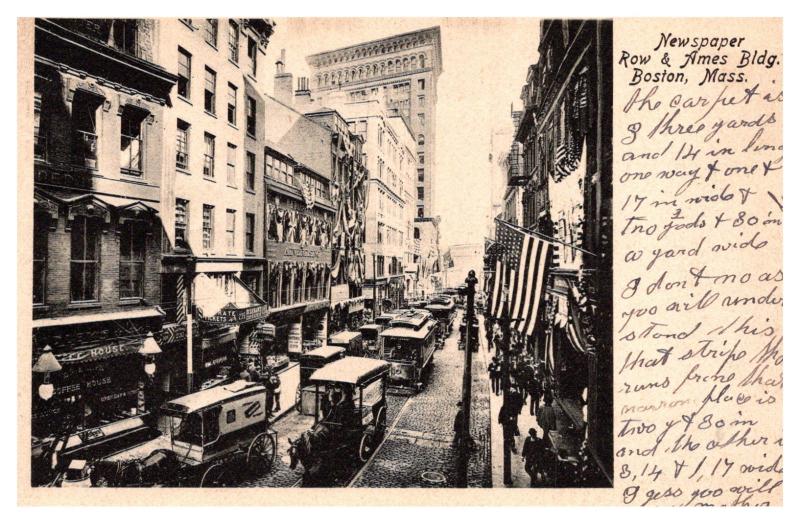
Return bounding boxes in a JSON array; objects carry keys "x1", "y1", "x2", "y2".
[
  {"x1": 33, "y1": 303, "x2": 50, "y2": 312},
  {"x1": 245, "y1": 188, "x2": 256, "y2": 195},
  {"x1": 205, "y1": 41, "x2": 218, "y2": 52},
  {"x1": 228, "y1": 58, "x2": 240, "y2": 69},
  {"x1": 204, "y1": 110, "x2": 218, "y2": 119},
  {"x1": 203, "y1": 176, "x2": 217, "y2": 183},
  {"x1": 180, "y1": 20, "x2": 196, "y2": 30},
  {"x1": 118, "y1": 298, "x2": 144, "y2": 306},
  {"x1": 178, "y1": 95, "x2": 192, "y2": 106},
  {"x1": 247, "y1": 73, "x2": 257, "y2": 82},
  {"x1": 246, "y1": 131, "x2": 256, "y2": 140},
  {"x1": 177, "y1": 167, "x2": 192, "y2": 176},
  {"x1": 228, "y1": 122, "x2": 239, "y2": 130},
  {"x1": 227, "y1": 184, "x2": 238, "y2": 190},
  {"x1": 67, "y1": 301, "x2": 102, "y2": 310}
]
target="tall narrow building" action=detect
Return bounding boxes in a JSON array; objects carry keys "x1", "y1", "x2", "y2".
[{"x1": 305, "y1": 26, "x2": 442, "y2": 220}]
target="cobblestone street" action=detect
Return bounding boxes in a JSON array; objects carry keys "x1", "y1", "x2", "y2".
[{"x1": 350, "y1": 310, "x2": 492, "y2": 488}]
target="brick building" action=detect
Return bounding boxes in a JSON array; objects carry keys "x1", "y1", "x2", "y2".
[
  {"x1": 512, "y1": 19, "x2": 614, "y2": 485},
  {"x1": 30, "y1": 18, "x2": 176, "y2": 444}
]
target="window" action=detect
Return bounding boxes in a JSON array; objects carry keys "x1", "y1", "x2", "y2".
[
  {"x1": 70, "y1": 216, "x2": 101, "y2": 302},
  {"x1": 247, "y1": 37, "x2": 257, "y2": 75},
  {"x1": 417, "y1": 187, "x2": 424, "y2": 201},
  {"x1": 204, "y1": 19, "x2": 218, "y2": 47},
  {"x1": 418, "y1": 112, "x2": 425, "y2": 127},
  {"x1": 418, "y1": 95, "x2": 425, "y2": 105},
  {"x1": 177, "y1": 48, "x2": 191, "y2": 99},
  {"x1": 204, "y1": 67, "x2": 216, "y2": 114},
  {"x1": 203, "y1": 133, "x2": 215, "y2": 178},
  {"x1": 119, "y1": 220, "x2": 146, "y2": 299},
  {"x1": 33, "y1": 93, "x2": 46, "y2": 161},
  {"x1": 175, "y1": 198, "x2": 189, "y2": 249},
  {"x1": 417, "y1": 206, "x2": 424, "y2": 218},
  {"x1": 417, "y1": 134, "x2": 425, "y2": 146},
  {"x1": 33, "y1": 215, "x2": 47, "y2": 305},
  {"x1": 228, "y1": 20, "x2": 239, "y2": 63},
  {"x1": 418, "y1": 79, "x2": 425, "y2": 90},
  {"x1": 120, "y1": 107, "x2": 145, "y2": 176},
  {"x1": 245, "y1": 151, "x2": 255, "y2": 191},
  {"x1": 176, "y1": 120, "x2": 190, "y2": 169},
  {"x1": 227, "y1": 83, "x2": 237, "y2": 125},
  {"x1": 246, "y1": 96, "x2": 256, "y2": 136},
  {"x1": 225, "y1": 209, "x2": 236, "y2": 252},
  {"x1": 245, "y1": 213, "x2": 255, "y2": 253},
  {"x1": 226, "y1": 410, "x2": 236, "y2": 424},
  {"x1": 417, "y1": 168, "x2": 424, "y2": 182},
  {"x1": 202, "y1": 205, "x2": 214, "y2": 251},
  {"x1": 418, "y1": 152, "x2": 425, "y2": 165},
  {"x1": 72, "y1": 93, "x2": 100, "y2": 168},
  {"x1": 226, "y1": 143, "x2": 237, "y2": 187}
]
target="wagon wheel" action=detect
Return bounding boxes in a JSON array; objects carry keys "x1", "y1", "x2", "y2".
[
  {"x1": 247, "y1": 432, "x2": 276, "y2": 474},
  {"x1": 374, "y1": 406, "x2": 387, "y2": 439},
  {"x1": 295, "y1": 385, "x2": 303, "y2": 413},
  {"x1": 358, "y1": 431, "x2": 376, "y2": 463},
  {"x1": 199, "y1": 463, "x2": 229, "y2": 487}
]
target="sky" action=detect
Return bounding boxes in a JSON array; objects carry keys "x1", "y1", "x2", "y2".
[{"x1": 262, "y1": 18, "x2": 541, "y2": 250}]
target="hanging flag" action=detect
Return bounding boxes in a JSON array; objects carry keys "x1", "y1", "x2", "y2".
[{"x1": 491, "y1": 220, "x2": 551, "y2": 336}]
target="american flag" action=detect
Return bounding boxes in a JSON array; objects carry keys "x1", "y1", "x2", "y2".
[{"x1": 489, "y1": 220, "x2": 551, "y2": 336}]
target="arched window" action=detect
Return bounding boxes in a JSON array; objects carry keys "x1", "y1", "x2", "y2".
[
  {"x1": 419, "y1": 54, "x2": 426, "y2": 68},
  {"x1": 411, "y1": 56, "x2": 417, "y2": 69},
  {"x1": 417, "y1": 134, "x2": 425, "y2": 146}
]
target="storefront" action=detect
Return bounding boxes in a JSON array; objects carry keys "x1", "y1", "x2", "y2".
[{"x1": 329, "y1": 283, "x2": 366, "y2": 333}]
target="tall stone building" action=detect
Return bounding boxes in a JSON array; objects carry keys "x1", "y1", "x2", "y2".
[{"x1": 305, "y1": 26, "x2": 442, "y2": 220}]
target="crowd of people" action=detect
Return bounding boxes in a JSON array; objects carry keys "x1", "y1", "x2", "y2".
[{"x1": 483, "y1": 317, "x2": 588, "y2": 488}]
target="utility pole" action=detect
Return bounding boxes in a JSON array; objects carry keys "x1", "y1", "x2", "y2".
[
  {"x1": 457, "y1": 269, "x2": 478, "y2": 488},
  {"x1": 501, "y1": 302, "x2": 513, "y2": 486},
  {"x1": 372, "y1": 253, "x2": 377, "y2": 318}
]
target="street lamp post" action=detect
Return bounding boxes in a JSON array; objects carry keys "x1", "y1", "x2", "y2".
[
  {"x1": 501, "y1": 311, "x2": 513, "y2": 486},
  {"x1": 456, "y1": 269, "x2": 478, "y2": 487}
]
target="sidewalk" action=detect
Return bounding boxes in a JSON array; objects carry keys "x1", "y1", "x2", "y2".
[{"x1": 481, "y1": 319, "x2": 573, "y2": 488}]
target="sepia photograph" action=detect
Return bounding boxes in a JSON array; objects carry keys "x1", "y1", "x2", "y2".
[{"x1": 24, "y1": 17, "x2": 614, "y2": 491}]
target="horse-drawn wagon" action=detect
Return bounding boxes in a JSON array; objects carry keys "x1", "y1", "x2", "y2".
[
  {"x1": 294, "y1": 345, "x2": 346, "y2": 415},
  {"x1": 86, "y1": 380, "x2": 277, "y2": 487},
  {"x1": 287, "y1": 357, "x2": 390, "y2": 480}
]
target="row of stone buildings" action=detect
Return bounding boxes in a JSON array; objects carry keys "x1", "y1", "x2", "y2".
[
  {"x1": 28, "y1": 19, "x2": 442, "y2": 442},
  {"x1": 487, "y1": 19, "x2": 613, "y2": 486}
]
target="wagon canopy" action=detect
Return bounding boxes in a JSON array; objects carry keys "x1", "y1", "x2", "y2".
[
  {"x1": 162, "y1": 380, "x2": 265, "y2": 414},
  {"x1": 328, "y1": 331, "x2": 363, "y2": 345},
  {"x1": 303, "y1": 345, "x2": 346, "y2": 361},
  {"x1": 309, "y1": 356, "x2": 390, "y2": 385}
]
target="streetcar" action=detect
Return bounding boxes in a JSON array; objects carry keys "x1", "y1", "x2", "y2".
[
  {"x1": 425, "y1": 295, "x2": 456, "y2": 347},
  {"x1": 358, "y1": 323, "x2": 385, "y2": 358},
  {"x1": 327, "y1": 330, "x2": 365, "y2": 357},
  {"x1": 380, "y1": 309, "x2": 437, "y2": 392}
]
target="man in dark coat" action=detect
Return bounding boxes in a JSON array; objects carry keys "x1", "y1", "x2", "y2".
[
  {"x1": 452, "y1": 401, "x2": 465, "y2": 447},
  {"x1": 498, "y1": 402, "x2": 517, "y2": 454},
  {"x1": 526, "y1": 373, "x2": 542, "y2": 417},
  {"x1": 521, "y1": 428, "x2": 546, "y2": 486},
  {"x1": 488, "y1": 358, "x2": 499, "y2": 395}
]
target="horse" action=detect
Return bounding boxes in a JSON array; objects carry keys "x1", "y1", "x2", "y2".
[{"x1": 287, "y1": 423, "x2": 336, "y2": 485}]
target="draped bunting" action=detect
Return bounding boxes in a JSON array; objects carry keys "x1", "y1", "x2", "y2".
[{"x1": 551, "y1": 65, "x2": 590, "y2": 183}]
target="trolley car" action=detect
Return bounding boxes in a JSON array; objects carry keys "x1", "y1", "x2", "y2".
[{"x1": 380, "y1": 310, "x2": 437, "y2": 392}]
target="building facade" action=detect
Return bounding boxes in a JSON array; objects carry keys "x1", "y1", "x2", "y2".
[
  {"x1": 155, "y1": 18, "x2": 275, "y2": 394},
  {"x1": 30, "y1": 18, "x2": 176, "y2": 447},
  {"x1": 512, "y1": 19, "x2": 614, "y2": 485},
  {"x1": 304, "y1": 27, "x2": 442, "y2": 220}
]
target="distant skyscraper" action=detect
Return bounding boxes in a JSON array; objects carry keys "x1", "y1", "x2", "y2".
[{"x1": 306, "y1": 26, "x2": 442, "y2": 219}]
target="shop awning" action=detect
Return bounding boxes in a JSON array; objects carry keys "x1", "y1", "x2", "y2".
[
  {"x1": 32, "y1": 306, "x2": 164, "y2": 329},
  {"x1": 194, "y1": 273, "x2": 267, "y2": 325}
]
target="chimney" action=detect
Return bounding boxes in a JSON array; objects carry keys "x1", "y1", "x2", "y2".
[
  {"x1": 294, "y1": 77, "x2": 311, "y2": 110},
  {"x1": 274, "y1": 48, "x2": 293, "y2": 106}
]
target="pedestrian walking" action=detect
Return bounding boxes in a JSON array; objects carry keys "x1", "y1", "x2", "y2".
[
  {"x1": 527, "y1": 373, "x2": 542, "y2": 417},
  {"x1": 268, "y1": 371, "x2": 282, "y2": 413},
  {"x1": 498, "y1": 402, "x2": 517, "y2": 454},
  {"x1": 452, "y1": 401, "x2": 464, "y2": 448},
  {"x1": 521, "y1": 428, "x2": 546, "y2": 486},
  {"x1": 537, "y1": 396, "x2": 557, "y2": 449},
  {"x1": 488, "y1": 357, "x2": 499, "y2": 395}
]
